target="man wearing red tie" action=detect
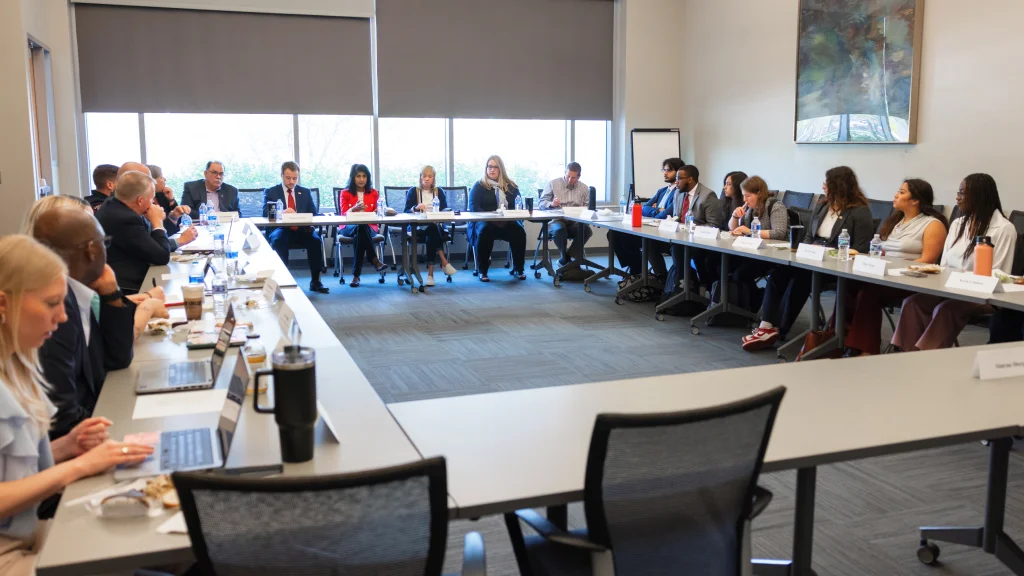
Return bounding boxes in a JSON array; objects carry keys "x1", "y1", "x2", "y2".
[{"x1": 262, "y1": 161, "x2": 329, "y2": 294}]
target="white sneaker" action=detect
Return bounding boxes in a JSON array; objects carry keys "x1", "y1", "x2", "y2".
[
  {"x1": 443, "y1": 263, "x2": 458, "y2": 276},
  {"x1": 426, "y1": 276, "x2": 435, "y2": 287}
]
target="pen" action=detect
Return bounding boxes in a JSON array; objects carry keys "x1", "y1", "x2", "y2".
[{"x1": 152, "y1": 278, "x2": 157, "y2": 288}]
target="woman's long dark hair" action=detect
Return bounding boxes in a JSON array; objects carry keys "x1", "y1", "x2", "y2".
[
  {"x1": 722, "y1": 171, "x2": 747, "y2": 213},
  {"x1": 345, "y1": 163, "x2": 373, "y2": 192},
  {"x1": 822, "y1": 166, "x2": 869, "y2": 213},
  {"x1": 878, "y1": 179, "x2": 949, "y2": 240},
  {"x1": 952, "y1": 173, "x2": 1004, "y2": 262}
]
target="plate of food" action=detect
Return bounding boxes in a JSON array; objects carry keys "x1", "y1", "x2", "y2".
[
  {"x1": 908, "y1": 264, "x2": 942, "y2": 274},
  {"x1": 826, "y1": 248, "x2": 859, "y2": 258}
]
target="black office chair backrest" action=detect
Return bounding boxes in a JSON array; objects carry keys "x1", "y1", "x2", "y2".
[
  {"x1": 1009, "y1": 210, "x2": 1024, "y2": 236},
  {"x1": 583, "y1": 387, "x2": 786, "y2": 576},
  {"x1": 950, "y1": 204, "x2": 962, "y2": 223},
  {"x1": 309, "y1": 187, "x2": 320, "y2": 215},
  {"x1": 237, "y1": 188, "x2": 265, "y2": 219},
  {"x1": 1012, "y1": 232, "x2": 1024, "y2": 276},
  {"x1": 174, "y1": 457, "x2": 450, "y2": 576},
  {"x1": 383, "y1": 186, "x2": 409, "y2": 211},
  {"x1": 780, "y1": 190, "x2": 814, "y2": 210},
  {"x1": 333, "y1": 187, "x2": 344, "y2": 215},
  {"x1": 868, "y1": 199, "x2": 894, "y2": 223},
  {"x1": 446, "y1": 186, "x2": 469, "y2": 212}
]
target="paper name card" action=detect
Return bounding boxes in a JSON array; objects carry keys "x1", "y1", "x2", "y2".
[
  {"x1": 562, "y1": 206, "x2": 583, "y2": 217},
  {"x1": 345, "y1": 212, "x2": 377, "y2": 222},
  {"x1": 693, "y1": 226, "x2": 719, "y2": 240},
  {"x1": 796, "y1": 243, "x2": 826, "y2": 261},
  {"x1": 945, "y1": 271, "x2": 1000, "y2": 294},
  {"x1": 243, "y1": 231, "x2": 260, "y2": 251},
  {"x1": 277, "y1": 303, "x2": 299, "y2": 343},
  {"x1": 658, "y1": 219, "x2": 679, "y2": 233},
  {"x1": 853, "y1": 255, "x2": 888, "y2": 276},
  {"x1": 622, "y1": 215, "x2": 638, "y2": 226},
  {"x1": 425, "y1": 211, "x2": 452, "y2": 220},
  {"x1": 972, "y1": 347, "x2": 1024, "y2": 380},
  {"x1": 282, "y1": 212, "x2": 313, "y2": 223},
  {"x1": 261, "y1": 277, "x2": 280, "y2": 303},
  {"x1": 502, "y1": 210, "x2": 532, "y2": 218},
  {"x1": 578, "y1": 209, "x2": 596, "y2": 220},
  {"x1": 732, "y1": 237, "x2": 763, "y2": 250},
  {"x1": 213, "y1": 211, "x2": 238, "y2": 222}
]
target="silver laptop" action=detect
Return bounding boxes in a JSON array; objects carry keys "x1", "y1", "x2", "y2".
[
  {"x1": 135, "y1": 304, "x2": 237, "y2": 394},
  {"x1": 114, "y1": 351, "x2": 248, "y2": 480}
]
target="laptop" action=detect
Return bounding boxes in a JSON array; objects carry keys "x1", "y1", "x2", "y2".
[
  {"x1": 115, "y1": 351, "x2": 248, "y2": 480},
  {"x1": 135, "y1": 303, "x2": 238, "y2": 395}
]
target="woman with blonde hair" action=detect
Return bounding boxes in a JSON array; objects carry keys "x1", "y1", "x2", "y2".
[
  {"x1": 468, "y1": 155, "x2": 527, "y2": 281},
  {"x1": 404, "y1": 165, "x2": 458, "y2": 286},
  {"x1": 0, "y1": 235, "x2": 152, "y2": 574}
]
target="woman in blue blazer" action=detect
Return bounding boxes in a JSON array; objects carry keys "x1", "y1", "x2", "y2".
[
  {"x1": 404, "y1": 166, "x2": 458, "y2": 286},
  {"x1": 468, "y1": 155, "x2": 527, "y2": 281}
]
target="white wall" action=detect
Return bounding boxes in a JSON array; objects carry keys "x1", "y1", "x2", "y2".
[{"x1": 678, "y1": 0, "x2": 1024, "y2": 207}]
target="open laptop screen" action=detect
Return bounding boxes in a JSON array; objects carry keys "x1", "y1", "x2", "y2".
[
  {"x1": 209, "y1": 303, "x2": 236, "y2": 381},
  {"x1": 216, "y1": 351, "x2": 248, "y2": 460}
]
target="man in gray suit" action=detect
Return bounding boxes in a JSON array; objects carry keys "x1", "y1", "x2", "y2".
[
  {"x1": 181, "y1": 160, "x2": 240, "y2": 215},
  {"x1": 670, "y1": 165, "x2": 722, "y2": 287}
]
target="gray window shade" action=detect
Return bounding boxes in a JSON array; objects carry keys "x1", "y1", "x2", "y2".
[
  {"x1": 376, "y1": 0, "x2": 613, "y2": 120},
  {"x1": 75, "y1": 4, "x2": 372, "y2": 114}
]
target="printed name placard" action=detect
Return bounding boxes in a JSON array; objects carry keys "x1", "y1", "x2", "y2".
[
  {"x1": 561, "y1": 207, "x2": 584, "y2": 217},
  {"x1": 732, "y1": 237, "x2": 763, "y2": 250},
  {"x1": 972, "y1": 347, "x2": 1024, "y2": 380},
  {"x1": 945, "y1": 271, "x2": 1000, "y2": 294},
  {"x1": 796, "y1": 243, "x2": 826, "y2": 261},
  {"x1": 213, "y1": 211, "x2": 238, "y2": 222},
  {"x1": 658, "y1": 219, "x2": 679, "y2": 233},
  {"x1": 502, "y1": 210, "x2": 531, "y2": 218},
  {"x1": 277, "y1": 302, "x2": 299, "y2": 344},
  {"x1": 282, "y1": 212, "x2": 313, "y2": 223},
  {"x1": 623, "y1": 215, "x2": 637, "y2": 226},
  {"x1": 693, "y1": 226, "x2": 719, "y2": 240},
  {"x1": 243, "y1": 232, "x2": 260, "y2": 251},
  {"x1": 261, "y1": 277, "x2": 280, "y2": 303},
  {"x1": 852, "y1": 255, "x2": 888, "y2": 277},
  {"x1": 345, "y1": 212, "x2": 377, "y2": 222},
  {"x1": 578, "y1": 209, "x2": 596, "y2": 220},
  {"x1": 425, "y1": 212, "x2": 452, "y2": 220}
]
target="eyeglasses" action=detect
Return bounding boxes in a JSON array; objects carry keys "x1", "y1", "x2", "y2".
[
  {"x1": 206, "y1": 170, "x2": 225, "y2": 177},
  {"x1": 956, "y1": 190, "x2": 966, "y2": 199},
  {"x1": 486, "y1": 164, "x2": 499, "y2": 170},
  {"x1": 661, "y1": 168, "x2": 673, "y2": 173}
]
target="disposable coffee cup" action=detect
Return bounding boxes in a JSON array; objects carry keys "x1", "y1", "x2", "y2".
[
  {"x1": 789, "y1": 225, "x2": 805, "y2": 251},
  {"x1": 181, "y1": 283, "x2": 205, "y2": 321}
]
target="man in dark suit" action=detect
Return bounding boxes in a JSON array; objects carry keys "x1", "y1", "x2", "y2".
[
  {"x1": 84, "y1": 164, "x2": 118, "y2": 213},
  {"x1": 263, "y1": 161, "x2": 329, "y2": 293},
  {"x1": 97, "y1": 164, "x2": 195, "y2": 293},
  {"x1": 32, "y1": 207, "x2": 136, "y2": 440},
  {"x1": 181, "y1": 160, "x2": 240, "y2": 215}
]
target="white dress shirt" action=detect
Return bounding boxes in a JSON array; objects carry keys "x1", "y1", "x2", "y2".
[{"x1": 68, "y1": 278, "x2": 97, "y2": 345}]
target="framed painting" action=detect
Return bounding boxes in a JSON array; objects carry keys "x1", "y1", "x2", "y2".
[{"x1": 794, "y1": 0, "x2": 924, "y2": 144}]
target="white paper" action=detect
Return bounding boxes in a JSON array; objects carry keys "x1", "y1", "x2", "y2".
[
  {"x1": 317, "y1": 400, "x2": 340, "y2": 442},
  {"x1": 945, "y1": 271, "x2": 1000, "y2": 294},
  {"x1": 281, "y1": 212, "x2": 313, "y2": 223},
  {"x1": 161, "y1": 273, "x2": 189, "y2": 281},
  {"x1": 256, "y1": 269, "x2": 274, "y2": 279},
  {"x1": 132, "y1": 388, "x2": 228, "y2": 420},
  {"x1": 972, "y1": 347, "x2": 1024, "y2": 380},
  {"x1": 852, "y1": 255, "x2": 888, "y2": 277},
  {"x1": 277, "y1": 303, "x2": 298, "y2": 342},
  {"x1": 796, "y1": 243, "x2": 826, "y2": 261},
  {"x1": 693, "y1": 226, "x2": 719, "y2": 240},
  {"x1": 243, "y1": 233, "x2": 259, "y2": 251},
  {"x1": 64, "y1": 479, "x2": 147, "y2": 508},
  {"x1": 767, "y1": 242, "x2": 791, "y2": 249},
  {"x1": 261, "y1": 278, "x2": 280, "y2": 303},
  {"x1": 658, "y1": 219, "x2": 679, "y2": 233},
  {"x1": 157, "y1": 511, "x2": 188, "y2": 535},
  {"x1": 732, "y1": 237, "x2": 763, "y2": 250},
  {"x1": 502, "y1": 209, "x2": 531, "y2": 218}
]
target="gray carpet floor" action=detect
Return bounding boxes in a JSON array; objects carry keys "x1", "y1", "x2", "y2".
[{"x1": 292, "y1": 253, "x2": 1019, "y2": 576}]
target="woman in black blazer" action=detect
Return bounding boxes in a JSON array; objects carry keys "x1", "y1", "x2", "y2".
[
  {"x1": 404, "y1": 165, "x2": 458, "y2": 286},
  {"x1": 742, "y1": 166, "x2": 873, "y2": 351},
  {"x1": 468, "y1": 155, "x2": 527, "y2": 281}
]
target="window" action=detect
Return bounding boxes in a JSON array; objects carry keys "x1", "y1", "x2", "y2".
[
  {"x1": 298, "y1": 115, "x2": 373, "y2": 211},
  {"x1": 573, "y1": 121, "x2": 609, "y2": 201},
  {"x1": 144, "y1": 113, "x2": 293, "y2": 200},
  {"x1": 85, "y1": 113, "x2": 140, "y2": 178},
  {"x1": 453, "y1": 119, "x2": 567, "y2": 200},
  {"x1": 378, "y1": 118, "x2": 447, "y2": 198}
]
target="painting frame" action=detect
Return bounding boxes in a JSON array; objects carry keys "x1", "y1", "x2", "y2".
[{"x1": 793, "y1": 0, "x2": 925, "y2": 144}]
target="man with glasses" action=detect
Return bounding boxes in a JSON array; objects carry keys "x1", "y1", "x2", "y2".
[
  {"x1": 611, "y1": 158, "x2": 686, "y2": 276},
  {"x1": 539, "y1": 162, "x2": 593, "y2": 265},
  {"x1": 182, "y1": 160, "x2": 240, "y2": 215}
]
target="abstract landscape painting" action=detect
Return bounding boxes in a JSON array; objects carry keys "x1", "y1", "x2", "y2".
[{"x1": 795, "y1": 0, "x2": 923, "y2": 143}]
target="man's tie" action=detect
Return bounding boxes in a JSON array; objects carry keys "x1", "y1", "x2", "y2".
[
  {"x1": 287, "y1": 188, "x2": 298, "y2": 231},
  {"x1": 679, "y1": 193, "x2": 691, "y2": 222},
  {"x1": 90, "y1": 294, "x2": 101, "y2": 323}
]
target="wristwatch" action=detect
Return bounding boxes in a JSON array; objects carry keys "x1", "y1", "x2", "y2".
[{"x1": 99, "y1": 289, "x2": 125, "y2": 304}]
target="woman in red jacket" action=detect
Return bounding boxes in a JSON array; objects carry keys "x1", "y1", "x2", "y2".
[{"x1": 339, "y1": 164, "x2": 387, "y2": 287}]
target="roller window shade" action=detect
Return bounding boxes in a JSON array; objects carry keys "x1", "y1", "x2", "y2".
[
  {"x1": 376, "y1": 0, "x2": 613, "y2": 120},
  {"x1": 75, "y1": 4, "x2": 372, "y2": 114}
]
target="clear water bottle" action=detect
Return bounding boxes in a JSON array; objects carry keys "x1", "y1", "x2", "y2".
[
  {"x1": 213, "y1": 230, "x2": 225, "y2": 272},
  {"x1": 276, "y1": 199, "x2": 284, "y2": 215},
  {"x1": 188, "y1": 261, "x2": 205, "y2": 284},
  {"x1": 198, "y1": 203, "x2": 208, "y2": 226},
  {"x1": 376, "y1": 198, "x2": 385, "y2": 217},
  {"x1": 751, "y1": 217, "x2": 761, "y2": 238},
  {"x1": 207, "y1": 212, "x2": 219, "y2": 231},
  {"x1": 685, "y1": 212, "x2": 695, "y2": 233},
  {"x1": 432, "y1": 195, "x2": 440, "y2": 213},
  {"x1": 515, "y1": 196, "x2": 524, "y2": 211},
  {"x1": 869, "y1": 234, "x2": 883, "y2": 257},
  {"x1": 180, "y1": 213, "x2": 193, "y2": 229},
  {"x1": 211, "y1": 273, "x2": 227, "y2": 317},
  {"x1": 837, "y1": 228, "x2": 851, "y2": 261},
  {"x1": 619, "y1": 195, "x2": 627, "y2": 215},
  {"x1": 225, "y1": 242, "x2": 239, "y2": 276}
]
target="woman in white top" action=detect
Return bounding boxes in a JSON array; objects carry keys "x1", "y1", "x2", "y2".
[
  {"x1": 841, "y1": 179, "x2": 948, "y2": 356},
  {"x1": 403, "y1": 166, "x2": 458, "y2": 287},
  {"x1": 0, "y1": 235, "x2": 152, "y2": 575},
  {"x1": 892, "y1": 174, "x2": 1017, "y2": 351}
]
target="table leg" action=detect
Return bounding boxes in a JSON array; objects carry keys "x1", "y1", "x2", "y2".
[
  {"x1": 584, "y1": 228, "x2": 627, "y2": 292},
  {"x1": 792, "y1": 467, "x2": 818, "y2": 576},
  {"x1": 408, "y1": 226, "x2": 424, "y2": 292},
  {"x1": 654, "y1": 245, "x2": 708, "y2": 320},
  {"x1": 535, "y1": 221, "x2": 557, "y2": 283},
  {"x1": 919, "y1": 437, "x2": 1024, "y2": 574},
  {"x1": 547, "y1": 505, "x2": 568, "y2": 531},
  {"x1": 691, "y1": 252, "x2": 760, "y2": 331}
]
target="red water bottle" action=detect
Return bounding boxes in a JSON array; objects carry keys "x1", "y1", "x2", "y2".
[{"x1": 631, "y1": 201, "x2": 642, "y2": 227}]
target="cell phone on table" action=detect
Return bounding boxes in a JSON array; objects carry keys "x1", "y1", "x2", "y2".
[{"x1": 902, "y1": 271, "x2": 927, "y2": 278}]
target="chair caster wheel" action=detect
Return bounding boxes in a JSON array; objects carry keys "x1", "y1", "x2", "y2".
[
  {"x1": 917, "y1": 541, "x2": 940, "y2": 565},
  {"x1": 397, "y1": 278, "x2": 405, "y2": 286},
  {"x1": 655, "y1": 313, "x2": 665, "y2": 322},
  {"x1": 462, "y1": 263, "x2": 469, "y2": 270},
  {"x1": 411, "y1": 285, "x2": 417, "y2": 294},
  {"x1": 615, "y1": 297, "x2": 624, "y2": 305},
  {"x1": 378, "y1": 277, "x2": 385, "y2": 284},
  {"x1": 339, "y1": 277, "x2": 345, "y2": 284},
  {"x1": 473, "y1": 271, "x2": 479, "y2": 277},
  {"x1": 584, "y1": 284, "x2": 591, "y2": 293},
  {"x1": 691, "y1": 326, "x2": 700, "y2": 335},
  {"x1": 504, "y1": 263, "x2": 511, "y2": 268},
  {"x1": 446, "y1": 276, "x2": 453, "y2": 283},
  {"x1": 535, "y1": 271, "x2": 542, "y2": 279},
  {"x1": 390, "y1": 265, "x2": 396, "y2": 270},
  {"x1": 777, "y1": 357, "x2": 788, "y2": 364},
  {"x1": 418, "y1": 286, "x2": 425, "y2": 293},
  {"x1": 333, "y1": 271, "x2": 339, "y2": 277},
  {"x1": 553, "y1": 276, "x2": 561, "y2": 287}
]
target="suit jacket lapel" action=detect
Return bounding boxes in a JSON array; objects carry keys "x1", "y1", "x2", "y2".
[{"x1": 65, "y1": 289, "x2": 96, "y2": 394}]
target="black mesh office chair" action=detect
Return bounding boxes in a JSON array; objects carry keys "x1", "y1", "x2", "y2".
[
  {"x1": 383, "y1": 186, "x2": 410, "y2": 270},
  {"x1": 332, "y1": 187, "x2": 386, "y2": 284},
  {"x1": 505, "y1": 387, "x2": 786, "y2": 576},
  {"x1": 868, "y1": 199, "x2": 894, "y2": 234},
  {"x1": 780, "y1": 190, "x2": 814, "y2": 210},
  {"x1": 237, "y1": 188, "x2": 266, "y2": 219},
  {"x1": 173, "y1": 457, "x2": 485, "y2": 576}
]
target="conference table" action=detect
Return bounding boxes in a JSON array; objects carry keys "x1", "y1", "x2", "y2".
[{"x1": 36, "y1": 216, "x2": 1024, "y2": 576}]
